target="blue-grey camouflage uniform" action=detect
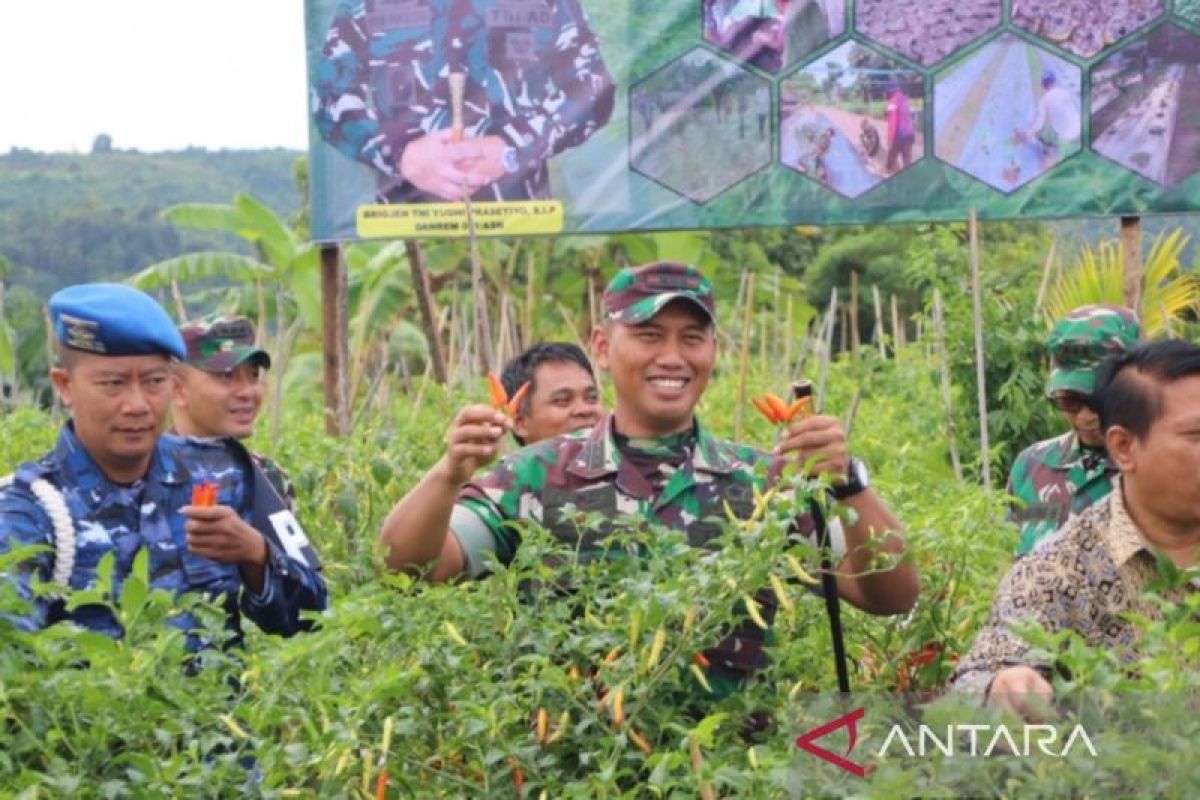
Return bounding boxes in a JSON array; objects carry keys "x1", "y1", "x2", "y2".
[
  {"x1": 312, "y1": 0, "x2": 615, "y2": 202},
  {"x1": 0, "y1": 425, "x2": 328, "y2": 644}
]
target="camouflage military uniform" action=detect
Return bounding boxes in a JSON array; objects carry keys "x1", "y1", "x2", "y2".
[
  {"x1": 251, "y1": 452, "x2": 298, "y2": 511},
  {"x1": 1006, "y1": 304, "x2": 1140, "y2": 555},
  {"x1": 451, "y1": 414, "x2": 814, "y2": 685},
  {"x1": 1007, "y1": 432, "x2": 1115, "y2": 556},
  {"x1": 312, "y1": 0, "x2": 615, "y2": 202},
  {"x1": 0, "y1": 425, "x2": 328, "y2": 643}
]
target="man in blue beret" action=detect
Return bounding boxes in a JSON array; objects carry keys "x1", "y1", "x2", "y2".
[{"x1": 0, "y1": 283, "x2": 327, "y2": 644}]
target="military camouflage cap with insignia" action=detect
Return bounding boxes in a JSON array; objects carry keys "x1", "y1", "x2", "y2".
[
  {"x1": 180, "y1": 316, "x2": 271, "y2": 373},
  {"x1": 1046, "y1": 304, "x2": 1140, "y2": 397},
  {"x1": 602, "y1": 262, "x2": 715, "y2": 325},
  {"x1": 48, "y1": 283, "x2": 186, "y2": 359}
]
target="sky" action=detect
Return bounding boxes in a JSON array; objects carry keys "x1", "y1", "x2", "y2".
[{"x1": 0, "y1": 1, "x2": 311, "y2": 153}]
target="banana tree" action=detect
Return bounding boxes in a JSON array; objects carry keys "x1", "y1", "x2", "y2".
[{"x1": 1045, "y1": 228, "x2": 1200, "y2": 336}]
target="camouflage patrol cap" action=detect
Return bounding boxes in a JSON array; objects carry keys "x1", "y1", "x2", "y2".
[
  {"x1": 602, "y1": 262, "x2": 715, "y2": 325},
  {"x1": 179, "y1": 316, "x2": 271, "y2": 374},
  {"x1": 1046, "y1": 305, "x2": 1140, "y2": 397}
]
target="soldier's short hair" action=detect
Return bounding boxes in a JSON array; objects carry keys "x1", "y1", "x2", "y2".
[
  {"x1": 1094, "y1": 339, "x2": 1200, "y2": 439},
  {"x1": 500, "y1": 342, "x2": 596, "y2": 443}
]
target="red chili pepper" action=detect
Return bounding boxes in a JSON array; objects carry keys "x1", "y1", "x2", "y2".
[
  {"x1": 375, "y1": 767, "x2": 389, "y2": 800},
  {"x1": 692, "y1": 651, "x2": 711, "y2": 669}
]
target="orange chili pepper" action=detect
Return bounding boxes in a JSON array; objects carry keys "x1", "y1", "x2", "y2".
[
  {"x1": 785, "y1": 396, "x2": 812, "y2": 421},
  {"x1": 750, "y1": 396, "x2": 779, "y2": 423},
  {"x1": 603, "y1": 646, "x2": 621, "y2": 665},
  {"x1": 535, "y1": 707, "x2": 549, "y2": 744},
  {"x1": 375, "y1": 767, "x2": 389, "y2": 800},
  {"x1": 485, "y1": 374, "x2": 531, "y2": 418},
  {"x1": 763, "y1": 393, "x2": 790, "y2": 420},
  {"x1": 692, "y1": 651, "x2": 711, "y2": 669},
  {"x1": 486, "y1": 373, "x2": 508, "y2": 408},
  {"x1": 750, "y1": 393, "x2": 812, "y2": 425},
  {"x1": 191, "y1": 482, "x2": 218, "y2": 507}
]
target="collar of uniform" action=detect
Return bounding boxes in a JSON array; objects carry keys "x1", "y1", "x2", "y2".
[
  {"x1": 1103, "y1": 477, "x2": 1154, "y2": 568},
  {"x1": 567, "y1": 414, "x2": 623, "y2": 479},
  {"x1": 1042, "y1": 431, "x2": 1110, "y2": 472},
  {"x1": 566, "y1": 414, "x2": 735, "y2": 480},
  {"x1": 692, "y1": 423, "x2": 737, "y2": 475}
]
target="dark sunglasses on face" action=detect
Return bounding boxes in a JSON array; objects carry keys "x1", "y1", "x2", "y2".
[{"x1": 1052, "y1": 392, "x2": 1093, "y2": 414}]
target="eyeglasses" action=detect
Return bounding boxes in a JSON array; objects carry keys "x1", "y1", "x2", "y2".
[{"x1": 1051, "y1": 392, "x2": 1093, "y2": 414}]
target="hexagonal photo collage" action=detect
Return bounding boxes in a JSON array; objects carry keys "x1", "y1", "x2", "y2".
[
  {"x1": 934, "y1": 34, "x2": 1081, "y2": 192},
  {"x1": 780, "y1": 42, "x2": 923, "y2": 197},
  {"x1": 1091, "y1": 24, "x2": 1200, "y2": 185},
  {"x1": 630, "y1": 49, "x2": 772, "y2": 203},
  {"x1": 624, "y1": 2, "x2": 1200, "y2": 205},
  {"x1": 702, "y1": 0, "x2": 845, "y2": 73}
]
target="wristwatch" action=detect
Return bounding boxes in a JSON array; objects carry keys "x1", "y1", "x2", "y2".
[
  {"x1": 831, "y1": 457, "x2": 869, "y2": 500},
  {"x1": 502, "y1": 146, "x2": 520, "y2": 175}
]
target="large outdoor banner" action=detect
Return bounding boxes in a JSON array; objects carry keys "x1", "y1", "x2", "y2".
[{"x1": 304, "y1": 1, "x2": 1200, "y2": 241}]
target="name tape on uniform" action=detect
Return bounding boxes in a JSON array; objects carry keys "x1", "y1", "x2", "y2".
[{"x1": 357, "y1": 200, "x2": 564, "y2": 238}]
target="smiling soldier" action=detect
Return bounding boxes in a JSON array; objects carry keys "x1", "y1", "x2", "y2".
[
  {"x1": 379, "y1": 261, "x2": 918, "y2": 696},
  {"x1": 172, "y1": 316, "x2": 297, "y2": 511}
]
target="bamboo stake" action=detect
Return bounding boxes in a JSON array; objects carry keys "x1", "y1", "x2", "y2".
[
  {"x1": 270, "y1": 282, "x2": 287, "y2": 448},
  {"x1": 524, "y1": 250, "x2": 536, "y2": 350},
  {"x1": 320, "y1": 244, "x2": 348, "y2": 436},
  {"x1": 792, "y1": 316, "x2": 816, "y2": 382},
  {"x1": 849, "y1": 269, "x2": 860, "y2": 359},
  {"x1": 816, "y1": 288, "x2": 837, "y2": 413},
  {"x1": 43, "y1": 304, "x2": 61, "y2": 423},
  {"x1": 872, "y1": 284, "x2": 885, "y2": 358},
  {"x1": 734, "y1": 271, "x2": 756, "y2": 441},
  {"x1": 170, "y1": 280, "x2": 189, "y2": 322},
  {"x1": 446, "y1": 291, "x2": 460, "y2": 387},
  {"x1": 450, "y1": 71, "x2": 494, "y2": 375},
  {"x1": 890, "y1": 293, "x2": 903, "y2": 353},
  {"x1": 404, "y1": 239, "x2": 447, "y2": 384},
  {"x1": 586, "y1": 262, "x2": 598, "y2": 335},
  {"x1": 933, "y1": 290, "x2": 963, "y2": 482},
  {"x1": 555, "y1": 302, "x2": 587, "y2": 350},
  {"x1": 773, "y1": 267, "x2": 782, "y2": 365},
  {"x1": 256, "y1": 280, "x2": 267, "y2": 347},
  {"x1": 843, "y1": 387, "x2": 862, "y2": 440},
  {"x1": 969, "y1": 210, "x2": 991, "y2": 491},
  {"x1": 783, "y1": 294, "x2": 794, "y2": 376},
  {"x1": 496, "y1": 293, "x2": 510, "y2": 368},
  {"x1": 1033, "y1": 239, "x2": 1057, "y2": 318},
  {"x1": 759, "y1": 303, "x2": 768, "y2": 374},
  {"x1": 1120, "y1": 216, "x2": 1143, "y2": 312},
  {"x1": 839, "y1": 305, "x2": 848, "y2": 354}
]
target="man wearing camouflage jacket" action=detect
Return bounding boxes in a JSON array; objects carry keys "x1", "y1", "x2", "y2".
[
  {"x1": 379, "y1": 262, "x2": 918, "y2": 689},
  {"x1": 1007, "y1": 305, "x2": 1140, "y2": 555},
  {"x1": 312, "y1": 0, "x2": 615, "y2": 203}
]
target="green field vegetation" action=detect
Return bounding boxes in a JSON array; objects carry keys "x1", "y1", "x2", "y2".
[
  {"x1": 3, "y1": 349, "x2": 1199, "y2": 796},
  {"x1": 3, "y1": 150, "x2": 1200, "y2": 792}
]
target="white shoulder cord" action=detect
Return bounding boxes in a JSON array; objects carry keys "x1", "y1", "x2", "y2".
[{"x1": 0, "y1": 474, "x2": 76, "y2": 586}]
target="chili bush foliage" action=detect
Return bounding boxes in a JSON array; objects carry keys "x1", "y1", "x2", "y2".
[{"x1": 2, "y1": 348, "x2": 1197, "y2": 798}]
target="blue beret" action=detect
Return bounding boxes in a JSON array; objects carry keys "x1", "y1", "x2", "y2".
[{"x1": 48, "y1": 283, "x2": 186, "y2": 359}]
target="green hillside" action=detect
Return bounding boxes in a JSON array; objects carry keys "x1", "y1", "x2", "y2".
[{"x1": 0, "y1": 147, "x2": 304, "y2": 298}]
